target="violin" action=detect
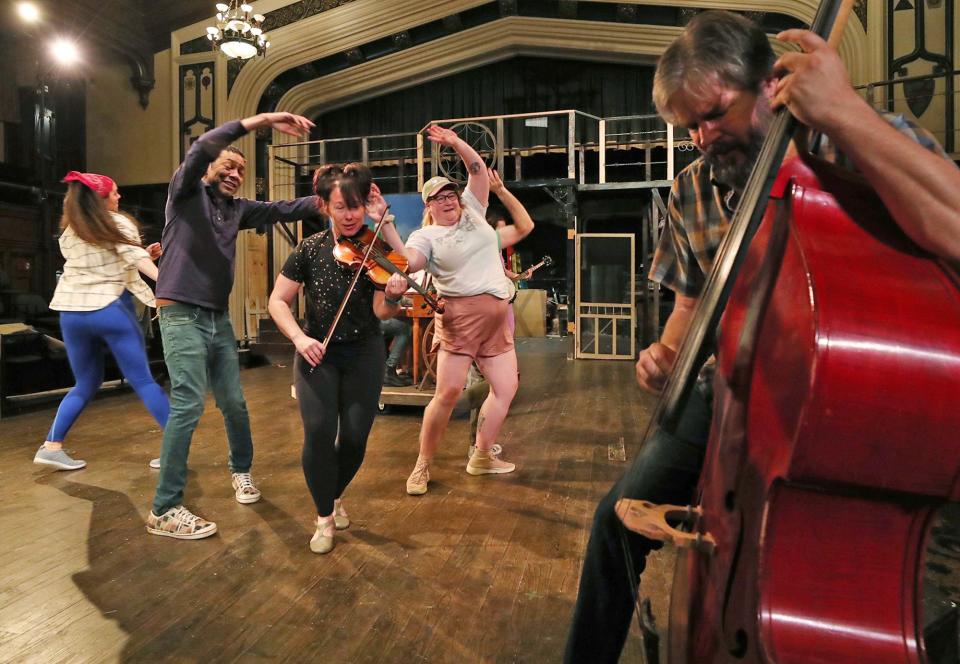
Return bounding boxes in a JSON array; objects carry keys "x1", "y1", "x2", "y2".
[{"x1": 333, "y1": 226, "x2": 445, "y2": 314}]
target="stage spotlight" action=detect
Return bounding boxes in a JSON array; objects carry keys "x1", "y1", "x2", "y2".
[
  {"x1": 17, "y1": 2, "x2": 41, "y2": 23},
  {"x1": 50, "y1": 38, "x2": 81, "y2": 65}
]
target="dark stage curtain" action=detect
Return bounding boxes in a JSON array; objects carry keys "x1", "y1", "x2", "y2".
[{"x1": 312, "y1": 56, "x2": 657, "y2": 163}]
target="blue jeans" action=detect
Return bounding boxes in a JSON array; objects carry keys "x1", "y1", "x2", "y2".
[
  {"x1": 564, "y1": 384, "x2": 712, "y2": 664},
  {"x1": 49, "y1": 291, "x2": 169, "y2": 441},
  {"x1": 380, "y1": 318, "x2": 411, "y2": 370},
  {"x1": 152, "y1": 304, "x2": 252, "y2": 515}
]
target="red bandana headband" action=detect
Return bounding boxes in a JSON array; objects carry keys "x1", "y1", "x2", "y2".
[{"x1": 62, "y1": 171, "x2": 115, "y2": 199}]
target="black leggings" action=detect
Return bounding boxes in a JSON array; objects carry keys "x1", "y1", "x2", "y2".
[{"x1": 294, "y1": 334, "x2": 385, "y2": 517}]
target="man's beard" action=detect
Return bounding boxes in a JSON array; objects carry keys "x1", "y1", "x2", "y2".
[
  {"x1": 704, "y1": 127, "x2": 765, "y2": 192},
  {"x1": 704, "y1": 103, "x2": 773, "y2": 192}
]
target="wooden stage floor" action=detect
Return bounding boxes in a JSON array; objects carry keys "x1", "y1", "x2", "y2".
[{"x1": 0, "y1": 337, "x2": 674, "y2": 663}]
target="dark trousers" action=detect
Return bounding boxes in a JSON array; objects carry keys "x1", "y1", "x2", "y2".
[
  {"x1": 293, "y1": 334, "x2": 384, "y2": 517},
  {"x1": 564, "y1": 385, "x2": 712, "y2": 664}
]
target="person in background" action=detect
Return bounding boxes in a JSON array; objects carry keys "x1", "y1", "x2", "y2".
[
  {"x1": 380, "y1": 318, "x2": 412, "y2": 387},
  {"x1": 34, "y1": 171, "x2": 166, "y2": 471}
]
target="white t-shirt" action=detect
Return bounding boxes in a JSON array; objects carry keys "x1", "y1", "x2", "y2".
[{"x1": 406, "y1": 190, "x2": 513, "y2": 299}]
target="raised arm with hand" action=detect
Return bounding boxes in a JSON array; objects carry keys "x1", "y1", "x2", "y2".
[
  {"x1": 426, "y1": 125, "x2": 489, "y2": 205},
  {"x1": 366, "y1": 182, "x2": 428, "y2": 272},
  {"x1": 241, "y1": 112, "x2": 315, "y2": 137},
  {"x1": 365, "y1": 182, "x2": 405, "y2": 252},
  {"x1": 774, "y1": 29, "x2": 960, "y2": 261},
  {"x1": 171, "y1": 113, "x2": 314, "y2": 202},
  {"x1": 488, "y1": 168, "x2": 534, "y2": 249}
]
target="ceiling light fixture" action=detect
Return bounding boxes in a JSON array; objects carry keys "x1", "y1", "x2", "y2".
[
  {"x1": 205, "y1": 1, "x2": 270, "y2": 60},
  {"x1": 16, "y1": 2, "x2": 41, "y2": 23},
  {"x1": 50, "y1": 38, "x2": 81, "y2": 65}
]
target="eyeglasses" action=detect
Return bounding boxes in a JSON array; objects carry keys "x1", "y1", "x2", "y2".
[{"x1": 428, "y1": 191, "x2": 459, "y2": 204}]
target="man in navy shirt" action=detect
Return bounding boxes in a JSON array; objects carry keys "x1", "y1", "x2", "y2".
[{"x1": 147, "y1": 112, "x2": 317, "y2": 540}]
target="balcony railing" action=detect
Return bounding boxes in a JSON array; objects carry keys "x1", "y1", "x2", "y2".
[{"x1": 269, "y1": 109, "x2": 694, "y2": 198}]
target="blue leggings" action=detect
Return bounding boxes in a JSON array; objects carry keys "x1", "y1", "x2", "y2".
[{"x1": 47, "y1": 292, "x2": 169, "y2": 442}]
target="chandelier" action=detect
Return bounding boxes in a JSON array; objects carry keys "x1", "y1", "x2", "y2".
[{"x1": 205, "y1": 2, "x2": 270, "y2": 60}]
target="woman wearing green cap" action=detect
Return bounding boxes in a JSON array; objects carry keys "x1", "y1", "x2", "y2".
[{"x1": 393, "y1": 125, "x2": 533, "y2": 495}]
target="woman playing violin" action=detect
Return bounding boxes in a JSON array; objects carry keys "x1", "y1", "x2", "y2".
[
  {"x1": 392, "y1": 125, "x2": 532, "y2": 495},
  {"x1": 267, "y1": 163, "x2": 407, "y2": 554}
]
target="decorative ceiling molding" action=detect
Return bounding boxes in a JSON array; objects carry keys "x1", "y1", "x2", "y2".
[
  {"x1": 225, "y1": 0, "x2": 490, "y2": 121},
  {"x1": 217, "y1": 0, "x2": 869, "y2": 199},
  {"x1": 225, "y1": 0, "x2": 868, "y2": 125},
  {"x1": 274, "y1": 14, "x2": 848, "y2": 130}
]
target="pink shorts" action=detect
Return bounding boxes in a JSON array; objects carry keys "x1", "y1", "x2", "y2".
[{"x1": 434, "y1": 293, "x2": 514, "y2": 359}]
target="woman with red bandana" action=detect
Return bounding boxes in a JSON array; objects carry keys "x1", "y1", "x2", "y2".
[{"x1": 33, "y1": 171, "x2": 167, "y2": 471}]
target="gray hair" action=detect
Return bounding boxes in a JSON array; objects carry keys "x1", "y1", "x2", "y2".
[{"x1": 653, "y1": 11, "x2": 775, "y2": 123}]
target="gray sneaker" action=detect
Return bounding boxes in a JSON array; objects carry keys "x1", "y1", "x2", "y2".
[{"x1": 33, "y1": 445, "x2": 86, "y2": 471}]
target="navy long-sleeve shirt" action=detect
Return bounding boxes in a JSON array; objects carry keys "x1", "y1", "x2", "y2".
[{"x1": 156, "y1": 120, "x2": 317, "y2": 310}]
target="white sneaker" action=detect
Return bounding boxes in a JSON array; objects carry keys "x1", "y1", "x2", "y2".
[
  {"x1": 146, "y1": 505, "x2": 217, "y2": 540},
  {"x1": 149, "y1": 458, "x2": 161, "y2": 469},
  {"x1": 231, "y1": 473, "x2": 261, "y2": 504}
]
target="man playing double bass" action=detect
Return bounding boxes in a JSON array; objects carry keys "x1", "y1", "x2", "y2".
[{"x1": 565, "y1": 10, "x2": 960, "y2": 663}]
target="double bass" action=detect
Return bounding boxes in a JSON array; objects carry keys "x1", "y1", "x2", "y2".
[{"x1": 617, "y1": 1, "x2": 960, "y2": 661}]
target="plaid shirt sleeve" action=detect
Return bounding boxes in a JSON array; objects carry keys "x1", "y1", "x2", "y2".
[
  {"x1": 818, "y1": 110, "x2": 953, "y2": 167},
  {"x1": 886, "y1": 111, "x2": 952, "y2": 159},
  {"x1": 648, "y1": 174, "x2": 707, "y2": 297}
]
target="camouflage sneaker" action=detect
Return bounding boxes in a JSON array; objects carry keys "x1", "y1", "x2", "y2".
[
  {"x1": 231, "y1": 472, "x2": 261, "y2": 504},
  {"x1": 146, "y1": 505, "x2": 217, "y2": 540}
]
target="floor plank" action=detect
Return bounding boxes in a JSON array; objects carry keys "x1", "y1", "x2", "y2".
[{"x1": 0, "y1": 337, "x2": 673, "y2": 663}]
